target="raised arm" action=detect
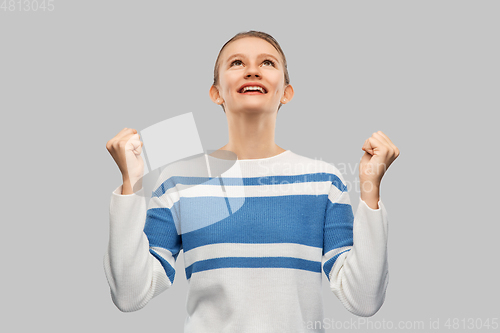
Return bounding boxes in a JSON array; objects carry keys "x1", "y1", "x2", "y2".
[
  {"x1": 103, "y1": 128, "x2": 182, "y2": 312},
  {"x1": 323, "y1": 175, "x2": 389, "y2": 317},
  {"x1": 322, "y1": 131, "x2": 398, "y2": 316},
  {"x1": 321, "y1": 176, "x2": 389, "y2": 316}
]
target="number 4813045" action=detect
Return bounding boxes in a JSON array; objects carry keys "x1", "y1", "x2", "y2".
[
  {"x1": 1, "y1": 0, "x2": 55, "y2": 11},
  {"x1": 444, "y1": 318, "x2": 498, "y2": 330}
]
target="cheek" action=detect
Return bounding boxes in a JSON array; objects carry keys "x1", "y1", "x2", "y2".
[
  {"x1": 273, "y1": 82, "x2": 285, "y2": 97},
  {"x1": 270, "y1": 73, "x2": 285, "y2": 94},
  {"x1": 220, "y1": 74, "x2": 239, "y2": 95}
]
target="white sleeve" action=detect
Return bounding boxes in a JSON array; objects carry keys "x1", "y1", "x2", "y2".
[
  {"x1": 103, "y1": 175, "x2": 182, "y2": 312},
  {"x1": 322, "y1": 172, "x2": 389, "y2": 317}
]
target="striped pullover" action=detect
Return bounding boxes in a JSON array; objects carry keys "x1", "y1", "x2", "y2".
[{"x1": 103, "y1": 149, "x2": 389, "y2": 332}]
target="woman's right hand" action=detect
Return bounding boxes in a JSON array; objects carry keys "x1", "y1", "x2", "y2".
[{"x1": 106, "y1": 128, "x2": 144, "y2": 192}]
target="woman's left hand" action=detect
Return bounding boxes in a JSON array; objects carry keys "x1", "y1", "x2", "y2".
[{"x1": 359, "y1": 131, "x2": 400, "y2": 193}]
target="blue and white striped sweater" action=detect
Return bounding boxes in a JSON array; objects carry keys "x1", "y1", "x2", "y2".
[
  {"x1": 146, "y1": 170, "x2": 353, "y2": 282},
  {"x1": 104, "y1": 150, "x2": 389, "y2": 332}
]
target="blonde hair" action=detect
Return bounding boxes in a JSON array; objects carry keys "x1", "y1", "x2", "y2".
[{"x1": 213, "y1": 30, "x2": 290, "y2": 113}]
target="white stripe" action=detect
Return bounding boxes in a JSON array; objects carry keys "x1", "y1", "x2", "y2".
[
  {"x1": 147, "y1": 195, "x2": 175, "y2": 210},
  {"x1": 335, "y1": 191, "x2": 351, "y2": 205},
  {"x1": 183, "y1": 268, "x2": 323, "y2": 331},
  {"x1": 149, "y1": 180, "x2": 347, "y2": 210},
  {"x1": 229, "y1": 155, "x2": 338, "y2": 177},
  {"x1": 183, "y1": 243, "x2": 322, "y2": 268},
  {"x1": 150, "y1": 246, "x2": 177, "y2": 269},
  {"x1": 321, "y1": 246, "x2": 352, "y2": 267},
  {"x1": 177, "y1": 180, "x2": 332, "y2": 198},
  {"x1": 327, "y1": 184, "x2": 343, "y2": 203}
]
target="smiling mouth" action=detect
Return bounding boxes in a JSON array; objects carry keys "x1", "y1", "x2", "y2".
[
  {"x1": 238, "y1": 86, "x2": 267, "y2": 94},
  {"x1": 239, "y1": 91, "x2": 266, "y2": 95}
]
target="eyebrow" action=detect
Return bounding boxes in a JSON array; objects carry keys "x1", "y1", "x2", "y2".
[{"x1": 226, "y1": 53, "x2": 280, "y2": 64}]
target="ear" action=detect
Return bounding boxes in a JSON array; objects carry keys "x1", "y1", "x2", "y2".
[
  {"x1": 209, "y1": 85, "x2": 223, "y2": 104},
  {"x1": 281, "y1": 84, "x2": 294, "y2": 104}
]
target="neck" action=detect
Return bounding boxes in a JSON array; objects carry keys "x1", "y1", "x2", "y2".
[{"x1": 219, "y1": 110, "x2": 286, "y2": 160}]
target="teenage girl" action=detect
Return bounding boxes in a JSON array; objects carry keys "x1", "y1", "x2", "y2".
[{"x1": 105, "y1": 30, "x2": 399, "y2": 330}]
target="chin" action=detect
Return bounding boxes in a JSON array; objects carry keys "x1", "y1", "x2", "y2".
[{"x1": 235, "y1": 105, "x2": 276, "y2": 114}]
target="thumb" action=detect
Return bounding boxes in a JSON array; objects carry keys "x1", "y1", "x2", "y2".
[
  {"x1": 126, "y1": 134, "x2": 143, "y2": 154},
  {"x1": 360, "y1": 151, "x2": 371, "y2": 165},
  {"x1": 361, "y1": 139, "x2": 375, "y2": 155},
  {"x1": 132, "y1": 141, "x2": 143, "y2": 155}
]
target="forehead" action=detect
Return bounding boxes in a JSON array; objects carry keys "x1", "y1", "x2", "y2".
[{"x1": 221, "y1": 37, "x2": 281, "y2": 62}]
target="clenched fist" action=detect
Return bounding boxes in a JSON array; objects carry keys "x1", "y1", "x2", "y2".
[
  {"x1": 106, "y1": 127, "x2": 144, "y2": 194},
  {"x1": 359, "y1": 131, "x2": 399, "y2": 208}
]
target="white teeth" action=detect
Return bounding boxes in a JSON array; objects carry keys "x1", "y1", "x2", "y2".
[{"x1": 241, "y1": 86, "x2": 265, "y2": 93}]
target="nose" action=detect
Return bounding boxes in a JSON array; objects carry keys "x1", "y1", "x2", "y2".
[{"x1": 244, "y1": 62, "x2": 261, "y2": 78}]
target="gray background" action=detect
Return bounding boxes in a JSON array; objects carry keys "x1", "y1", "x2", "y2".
[{"x1": 2, "y1": 0, "x2": 498, "y2": 332}]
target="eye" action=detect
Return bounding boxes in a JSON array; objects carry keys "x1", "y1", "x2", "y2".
[
  {"x1": 230, "y1": 59, "x2": 243, "y2": 67},
  {"x1": 263, "y1": 59, "x2": 275, "y2": 67},
  {"x1": 229, "y1": 59, "x2": 276, "y2": 67}
]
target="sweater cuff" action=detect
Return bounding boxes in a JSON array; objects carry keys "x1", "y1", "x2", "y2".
[
  {"x1": 112, "y1": 185, "x2": 145, "y2": 197},
  {"x1": 356, "y1": 198, "x2": 388, "y2": 235},
  {"x1": 110, "y1": 184, "x2": 146, "y2": 226},
  {"x1": 359, "y1": 197, "x2": 383, "y2": 212},
  {"x1": 109, "y1": 185, "x2": 148, "y2": 237}
]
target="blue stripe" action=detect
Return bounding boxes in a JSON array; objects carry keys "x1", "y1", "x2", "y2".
[
  {"x1": 152, "y1": 177, "x2": 177, "y2": 198},
  {"x1": 323, "y1": 202, "x2": 354, "y2": 255},
  {"x1": 185, "y1": 256, "x2": 321, "y2": 280},
  {"x1": 149, "y1": 248, "x2": 176, "y2": 284},
  {"x1": 176, "y1": 195, "x2": 242, "y2": 234},
  {"x1": 144, "y1": 207, "x2": 182, "y2": 260},
  {"x1": 323, "y1": 249, "x2": 351, "y2": 282},
  {"x1": 152, "y1": 172, "x2": 347, "y2": 198},
  {"x1": 181, "y1": 194, "x2": 327, "y2": 252}
]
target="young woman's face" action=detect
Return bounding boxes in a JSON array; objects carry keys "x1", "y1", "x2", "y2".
[{"x1": 215, "y1": 37, "x2": 290, "y2": 114}]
